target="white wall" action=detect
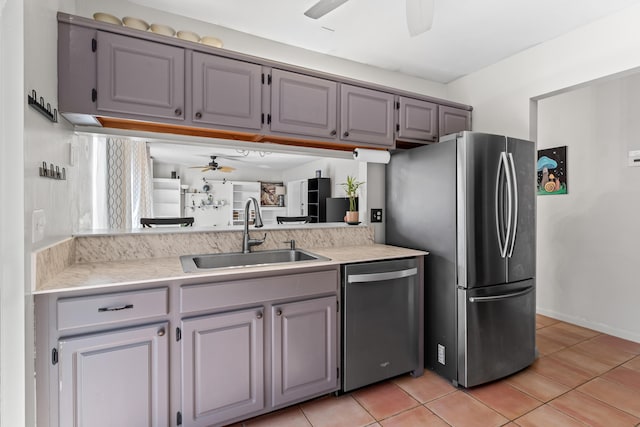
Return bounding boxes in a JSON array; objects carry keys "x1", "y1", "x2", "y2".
[
  {"x1": 1, "y1": 1, "x2": 25, "y2": 426},
  {"x1": 447, "y1": 3, "x2": 640, "y2": 341},
  {"x1": 537, "y1": 77, "x2": 640, "y2": 342}
]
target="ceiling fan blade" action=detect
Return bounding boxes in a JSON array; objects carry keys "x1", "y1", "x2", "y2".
[
  {"x1": 217, "y1": 166, "x2": 236, "y2": 173},
  {"x1": 189, "y1": 165, "x2": 207, "y2": 168},
  {"x1": 304, "y1": 0, "x2": 349, "y2": 19},
  {"x1": 201, "y1": 167, "x2": 212, "y2": 172},
  {"x1": 406, "y1": 0, "x2": 434, "y2": 36}
]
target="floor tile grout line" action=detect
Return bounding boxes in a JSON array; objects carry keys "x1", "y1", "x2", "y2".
[{"x1": 576, "y1": 390, "x2": 640, "y2": 420}]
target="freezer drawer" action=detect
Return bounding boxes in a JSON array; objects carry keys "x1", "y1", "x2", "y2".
[{"x1": 457, "y1": 280, "x2": 535, "y2": 387}]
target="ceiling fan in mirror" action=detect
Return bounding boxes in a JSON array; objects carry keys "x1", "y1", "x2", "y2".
[
  {"x1": 304, "y1": 0, "x2": 435, "y2": 36},
  {"x1": 189, "y1": 156, "x2": 236, "y2": 173}
]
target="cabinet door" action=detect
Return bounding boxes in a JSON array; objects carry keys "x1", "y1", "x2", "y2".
[
  {"x1": 192, "y1": 53, "x2": 262, "y2": 130},
  {"x1": 58, "y1": 323, "x2": 169, "y2": 427},
  {"x1": 438, "y1": 105, "x2": 471, "y2": 137},
  {"x1": 272, "y1": 296, "x2": 337, "y2": 407},
  {"x1": 270, "y1": 69, "x2": 338, "y2": 139},
  {"x1": 340, "y1": 84, "x2": 395, "y2": 147},
  {"x1": 181, "y1": 308, "x2": 264, "y2": 427},
  {"x1": 96, "y1": 31, "x2": 185, "y2": 121},
  {"x1": 398, "y1": 96, "x2": 438, "y2": 142}
]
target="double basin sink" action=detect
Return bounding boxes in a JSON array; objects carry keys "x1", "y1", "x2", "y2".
[{"x1": 180, "y1": 249, "x2": 329, "y2": 273}]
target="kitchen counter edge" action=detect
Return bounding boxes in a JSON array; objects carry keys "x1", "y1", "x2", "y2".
[{"x1": 34, "y1": 244, "x2": 428, "y2": 295}]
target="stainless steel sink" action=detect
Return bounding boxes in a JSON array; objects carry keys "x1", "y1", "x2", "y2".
[{"x1": 180, "y1": 249, "x2": 329, "y2": 272}]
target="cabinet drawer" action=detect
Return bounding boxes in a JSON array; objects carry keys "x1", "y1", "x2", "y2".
[{"x1": 57, "y1": 288, "x2": 169, "y2": 332}]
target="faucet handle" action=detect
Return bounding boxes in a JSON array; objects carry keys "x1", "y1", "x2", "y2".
[{"x1": 283, "y1": 239, "x2": 296, "y2": 250}]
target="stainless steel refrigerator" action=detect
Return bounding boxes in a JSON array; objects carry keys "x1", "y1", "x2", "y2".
[{"x1": 386, "y1": 131, "x2": 536, "y2": 387}]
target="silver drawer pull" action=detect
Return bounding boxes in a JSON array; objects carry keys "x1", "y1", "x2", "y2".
[
  {"x1": 468, "y1": 287, "x2": 534, "y2": 303},
  {"x1": 98, "y1": 304, "x2": 134, "y2": 312},
  {"x1": 347, "y1": 268, "x2": 418, "y2": 284}
]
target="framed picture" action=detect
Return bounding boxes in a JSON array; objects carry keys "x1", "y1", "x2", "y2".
[
  {"x1": 537, "y1": 146, "x2": 567, "y2": 195},
  {"x1": 260, "y1": 182, "x2": 283, "y2": 206}
]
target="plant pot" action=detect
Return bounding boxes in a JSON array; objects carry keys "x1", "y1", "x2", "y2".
[{"x1": 345, "y1": 211, "x2": 359, "y2": 224}]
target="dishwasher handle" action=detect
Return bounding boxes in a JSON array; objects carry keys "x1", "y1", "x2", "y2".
[{"x1": 347, "y1": 267, "x2": 418, "y2": 284}]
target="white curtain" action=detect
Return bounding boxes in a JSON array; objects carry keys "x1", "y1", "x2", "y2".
[{"x1": 105, "y1": 137, "x2": 153, "y2": 229}]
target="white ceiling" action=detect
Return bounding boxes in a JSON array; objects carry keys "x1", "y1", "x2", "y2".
[{"x1": 130, "y1": 0, "x2": 640, "y2": 83}]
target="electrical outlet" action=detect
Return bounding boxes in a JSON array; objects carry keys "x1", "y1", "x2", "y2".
[
  {"x1": 32, "y1": 209, "x2": 46, "y2": 243},
  {"x1": 371, "y1": 208, "x2": 383, "y2": 223}
]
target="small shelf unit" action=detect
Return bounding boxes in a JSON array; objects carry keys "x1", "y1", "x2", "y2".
[
  {"x1": 307, "y1": 178, "x2": 331, "y2": 223},
  {"x1": 152, "y1": 178, "x2": 181, "y2": 218}
]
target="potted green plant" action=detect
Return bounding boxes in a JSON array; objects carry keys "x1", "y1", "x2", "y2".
[{"x1": 341, "y1": 175, "x2": 365, "y2": 224}]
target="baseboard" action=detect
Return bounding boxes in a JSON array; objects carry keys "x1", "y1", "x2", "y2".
[{"x1": 536, "y1": 307, "x2": 640, "y2": 344}]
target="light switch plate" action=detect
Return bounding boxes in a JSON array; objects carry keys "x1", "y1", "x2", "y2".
[{"x1": 32, "y1": 209, "x2": 46, "y2": 243}]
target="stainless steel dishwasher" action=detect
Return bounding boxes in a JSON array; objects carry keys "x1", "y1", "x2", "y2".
[{"x1": 342, "y1": 258, "x2": 423, "y2": 392}]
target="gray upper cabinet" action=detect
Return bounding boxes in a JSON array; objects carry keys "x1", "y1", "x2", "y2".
[
  {"x1": 438, "y1": 105, "x2": 472, "y2": 137},
  {"x1": 270, "y1": 69, "x2": 338, "y2": 139},
  {"x1": 191, "y1": 53, "x2": 263, "y2": 130},
  {"x1": 58, "y1": 323, "x2": 169, "y2": 427},
  {"x1": 398, "y1": 97, "x2": 438, "y2": 142},
  {"x1": 181, "y1": 308, "x2": 264, "y2": 427},
  {"x1": 272, "y1": 296, "x2": 337, "y2": 407},
  {"x1": 340, "y1": 84, "x2": 395, "y2": 147},
  {"x1": 96, "y1": 31, "x2": 185, "y2": 121}
]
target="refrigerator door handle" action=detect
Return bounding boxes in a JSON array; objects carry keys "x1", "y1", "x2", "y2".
[
  {"x1": 495, "y1": 152, "x2": 511, "y2": 258},
  {"x1": 507, "y1": 152, "x2": 519, "y2": 258},
  {"x1": 347, "y1": 268, "x2": 418, "y2": 283},
  {"x1": 468, "y1": 286, "x2": 534, "y2": 303}
]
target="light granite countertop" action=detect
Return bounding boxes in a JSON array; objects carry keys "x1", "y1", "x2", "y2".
[{"x1": 35, "y1": 244, "x2": 427, "y2": 294}]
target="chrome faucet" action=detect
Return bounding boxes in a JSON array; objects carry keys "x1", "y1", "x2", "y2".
[{"x1": 242, "y1": 197, "x2": 266, "y2": 253}]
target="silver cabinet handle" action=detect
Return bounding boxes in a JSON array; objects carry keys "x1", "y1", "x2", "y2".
[
  {"x1": 98, "y1": 304, "x2": 133, "y2": 312},
  {"x1": 276, "y1": 309, "x2": 282, "y2": 316},
  {"x1": 347, "y1": 268, "x2": 417, "y2": 284},
  {"x1": 256, "y1": 312, "x2": 263, "y2": 319},
  {"x1": 468, "y1": 286, "x2": 533, "y2": 303},
  {"x1": 157, "y1": 328, "x2": 165, "y2": 337}
]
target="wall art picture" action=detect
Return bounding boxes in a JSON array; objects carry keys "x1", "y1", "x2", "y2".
[
  {"x1": 537, "y1": 146, "x2": 567, "y2": 195},
  {"x1": 260, "y1": 182, "x2": 282, "y2": 206}
]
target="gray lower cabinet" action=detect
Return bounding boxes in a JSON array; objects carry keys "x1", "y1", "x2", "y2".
[
  {"x1": 270, "y1": 69, "x2": 338, "y2": 139},
  {"x1": 96, "y1": 31, "x2": 185, "y2": 121},
  {"x1": 181, "y1": 308, "x2": 265, "y2": 427},
  {"x1": 438, "y1": 105, "x2": 472, "y2": 137},
  {"x1": 340, "y1": 84, "x2": 395, "y2": 147},
  {"x1": 58, "y1": 323, "x2": 169, "y2": 427},
  {"x1": 272, "y1": 296, "x2": 337, "y2": 407},
  {"x1": 398, "y1": 96, "x2": 438, "y2": 142},
  {"x1": 191, "y1": 53, "x2": 263, "y2": 130},
  {"x1": 37, "y1": 267, "x2": 340, "y2": 427}
]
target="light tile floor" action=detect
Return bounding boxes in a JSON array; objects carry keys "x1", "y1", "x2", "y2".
[{"x1": 233, "y1": 315, "x2": 640, "y2": 426}]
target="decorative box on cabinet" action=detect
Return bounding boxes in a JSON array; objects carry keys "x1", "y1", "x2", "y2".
[
  {"x1": 340, "y1": 84, "x2": 395, "y2": 147},
  {"x1": 307, "y1": 178, "x2": 331, "y2": 223},
  {"x1": 438, "y1": 105, "x2": 472, "y2": 137}
]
